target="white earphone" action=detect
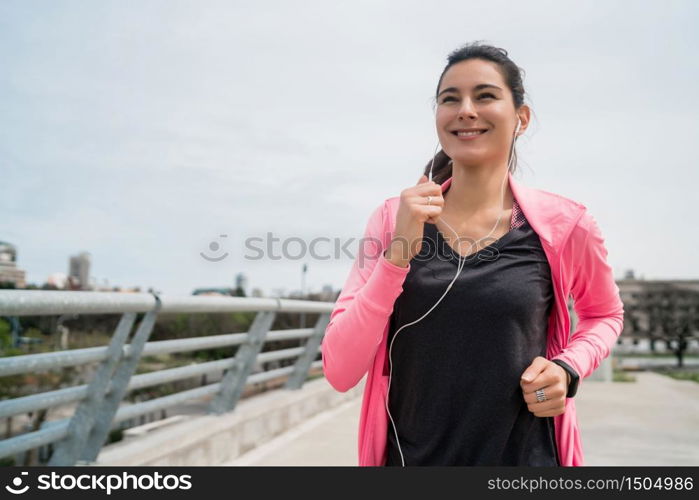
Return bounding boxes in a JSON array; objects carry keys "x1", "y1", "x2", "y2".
[{"x1": 386, "y1": 116, "x2": 522, "y2": 466}]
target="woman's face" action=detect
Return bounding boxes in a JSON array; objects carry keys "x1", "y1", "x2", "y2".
[{"x1": 435, "y1": 58, "x2": 526, "y2": 168}]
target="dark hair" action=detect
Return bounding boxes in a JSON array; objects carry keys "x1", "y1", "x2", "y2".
[{"x1": 425, "y1": 41, "x2": 528, "y2": 184}]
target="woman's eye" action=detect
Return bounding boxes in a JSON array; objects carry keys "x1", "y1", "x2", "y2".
[{"x1": 441, "y1": 93, "x2": 495, "y2": 103}]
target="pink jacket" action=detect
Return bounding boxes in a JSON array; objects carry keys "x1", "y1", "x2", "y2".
[{"x1": 321, "y1": 172, "x2": 625, "y2": 466}]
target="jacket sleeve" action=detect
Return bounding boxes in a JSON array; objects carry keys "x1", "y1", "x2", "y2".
[
  {"x1": 321, "y1": 201, "x2": 411, "y2": 392},
  {"x1": 551, "y1": 211, "x2": 625, "y2": 381}
]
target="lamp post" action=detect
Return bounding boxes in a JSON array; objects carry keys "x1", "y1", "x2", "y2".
[{"x1": 300, "y1": 263, "x2": 308, "y2": 328}]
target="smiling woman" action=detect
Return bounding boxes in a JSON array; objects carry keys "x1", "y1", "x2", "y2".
[
  {"x1": 321, "y1": 41, "x2": 624, "y2": 467},
  {"x1": 428, "y1": 44, "x2": 529, "y2": 184}
]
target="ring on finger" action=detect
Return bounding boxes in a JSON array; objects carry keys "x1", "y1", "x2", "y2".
[{"x1": 426, "y1": 195, "x2": 433, "y2": 206}]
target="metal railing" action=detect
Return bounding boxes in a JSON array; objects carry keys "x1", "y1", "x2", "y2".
[{"x1": 0, "y1": 290, "x2": 333, "y2": 466}]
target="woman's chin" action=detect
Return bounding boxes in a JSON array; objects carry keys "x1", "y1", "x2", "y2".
[{"x1": 446, "y1": 154, "x2": 488, "y2": 167}]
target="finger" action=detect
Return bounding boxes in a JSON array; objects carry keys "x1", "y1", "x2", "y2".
[
  {"x1": 419, "y1": 205, "x2": 442, "y2": 222},
  {"x1": 412, "y1": 183, "x2": 443, "y2": 197},
  {"x1": 409, "y1": 200, "x2": 442, "y2": 214},
  {"x1": 523, "y1": 363, "x2": 568, "y2": 394},
  {"x1": 523, "y1": 384, "x2": 564, "y2": 404},
  {"x1": 523, "y1": 388, "x2": 553, "y2": 406},
  {"x1": 418, "y1": 195, "x2": 445, "y2": 206},
  {"x1": 532, "y1": 404, "x2": 567, "y2": 417},
  {"x1": 521, "y1": 372, "x2": 558, "y2": 395},
  {"x1": 525, "y1": 388, "x2": 566, "y2": 409},
  {"x1": 526, "y1": 399, "x2": 559, "y2": 413},
  {"x1": 520, "y1": 356, "x2": 549, "y2": 385},
  {"x1": 417, "y1": 174, "x2": 428, "y2": 185}
]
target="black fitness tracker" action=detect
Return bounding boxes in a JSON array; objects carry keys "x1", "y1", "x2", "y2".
[{"x1": 551, "y1": 359, "x2": 580, "y2": 398}]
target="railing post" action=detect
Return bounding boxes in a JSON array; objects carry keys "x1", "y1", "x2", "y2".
[
  {"x1": 79, "y1": 296, "x2": 162, "y2": 462},
  {"x1": 209, "y1": 310, "x2": 276, "y2": 414},
  {"x1": 47, "y1": 312, "x2": 138, "y2": 466},
  {"x1": 284, "y1": 313, "x2": 330, "y2": 390}
]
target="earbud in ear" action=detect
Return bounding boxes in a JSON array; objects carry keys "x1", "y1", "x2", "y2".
[{"x1": 514, "y1": 117, "x2": 522, "y2": 136}]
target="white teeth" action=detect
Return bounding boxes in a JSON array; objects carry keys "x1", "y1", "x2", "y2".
[{"x1": 456, "y1": 130, "x2": 485, "y2": 137}]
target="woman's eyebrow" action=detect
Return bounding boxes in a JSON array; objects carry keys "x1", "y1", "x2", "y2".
[{"x1": 437, "y1": 83, "x2": 503, "y2": 97}]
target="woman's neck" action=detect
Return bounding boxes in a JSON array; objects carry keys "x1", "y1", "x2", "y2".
[{"x1": 443, "y1": 161, "x2": 514, "y2": 220}]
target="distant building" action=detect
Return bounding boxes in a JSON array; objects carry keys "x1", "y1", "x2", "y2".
[
  {"x1": 0, "y1": 241, "x2": 27, "y2": 288},
  {"x1": 68, "y1": 252, "x2": 91, "y2": 290},
  {"x1": 93, "y1": 278, "x2": 113, "y2": 292},
  {"x1": 194, "y1": 272, "x2": 250, "y2": 297},
  {"x1": 46, "y1": 272, "x2": 68, "y2": 289},
  {"x1": 615, "y1": 277, "x2": 699, "y2": 353},
  {"x1": 235, "y1": 272, "x2": 248, "y2": 296},
  {"x1": 321, "y1": 284, "x2": 336, "y2": 301},
  {"x1": 192, "y1": 287, "x2": 236, "y2": 296}
]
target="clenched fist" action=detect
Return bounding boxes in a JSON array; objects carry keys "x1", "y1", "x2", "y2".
[
  {"x1": 384, "y1": 175, "x2": 445, "y2": 268},
  {"x1": 520, "y1": 356, "x2": 571, "y2": 417}
]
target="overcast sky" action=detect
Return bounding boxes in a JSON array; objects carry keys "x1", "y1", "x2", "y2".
[{"x1": 1, "y1": 0, "x2": 697, "y2": 297}]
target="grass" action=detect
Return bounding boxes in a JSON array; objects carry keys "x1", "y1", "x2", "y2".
[
  {"x1": 612, "y1": 369, "x2": 636, "y2": 383},
  {"x1": 652, "y1": 367, "x2": 699, "y2": 384},
  {"x1": 614, "y1": 352, "x2": 699, "y2": 358}
]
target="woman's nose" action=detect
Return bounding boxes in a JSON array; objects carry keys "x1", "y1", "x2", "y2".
[{"x1": 457, "y1": 98, "x2": 477, "y2": 119}]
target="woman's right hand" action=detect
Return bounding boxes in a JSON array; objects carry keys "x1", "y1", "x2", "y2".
[{"x1": 384, "y1": 174, "x2": 444, "y2": 268}]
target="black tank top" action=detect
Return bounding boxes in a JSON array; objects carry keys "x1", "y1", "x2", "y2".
[{"x1": 384, "y1": 207, "x2": 560, "y2": 466}]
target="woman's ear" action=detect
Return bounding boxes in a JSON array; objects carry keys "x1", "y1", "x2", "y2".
[{"x1": 516, "y1": 105, "x2": 532, "y2": 136}]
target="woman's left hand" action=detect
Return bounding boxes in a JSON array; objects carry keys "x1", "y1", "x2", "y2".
[{"x1": 519, "y1": 356, "x2": 570, "y2": 417}]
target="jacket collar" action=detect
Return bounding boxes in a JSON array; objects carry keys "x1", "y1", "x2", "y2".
[{"x1": 439, "y1": 172, "x2": 586, "y2": 251}]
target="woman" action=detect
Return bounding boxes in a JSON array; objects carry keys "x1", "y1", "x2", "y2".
[{"x1": 321, "y1": 42, "x2": 624, "y2": 467}]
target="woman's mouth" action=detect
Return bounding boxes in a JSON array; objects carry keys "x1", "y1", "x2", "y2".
[{"x1": 451, "y1": 129, "x2": 488, "y2": 140}]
